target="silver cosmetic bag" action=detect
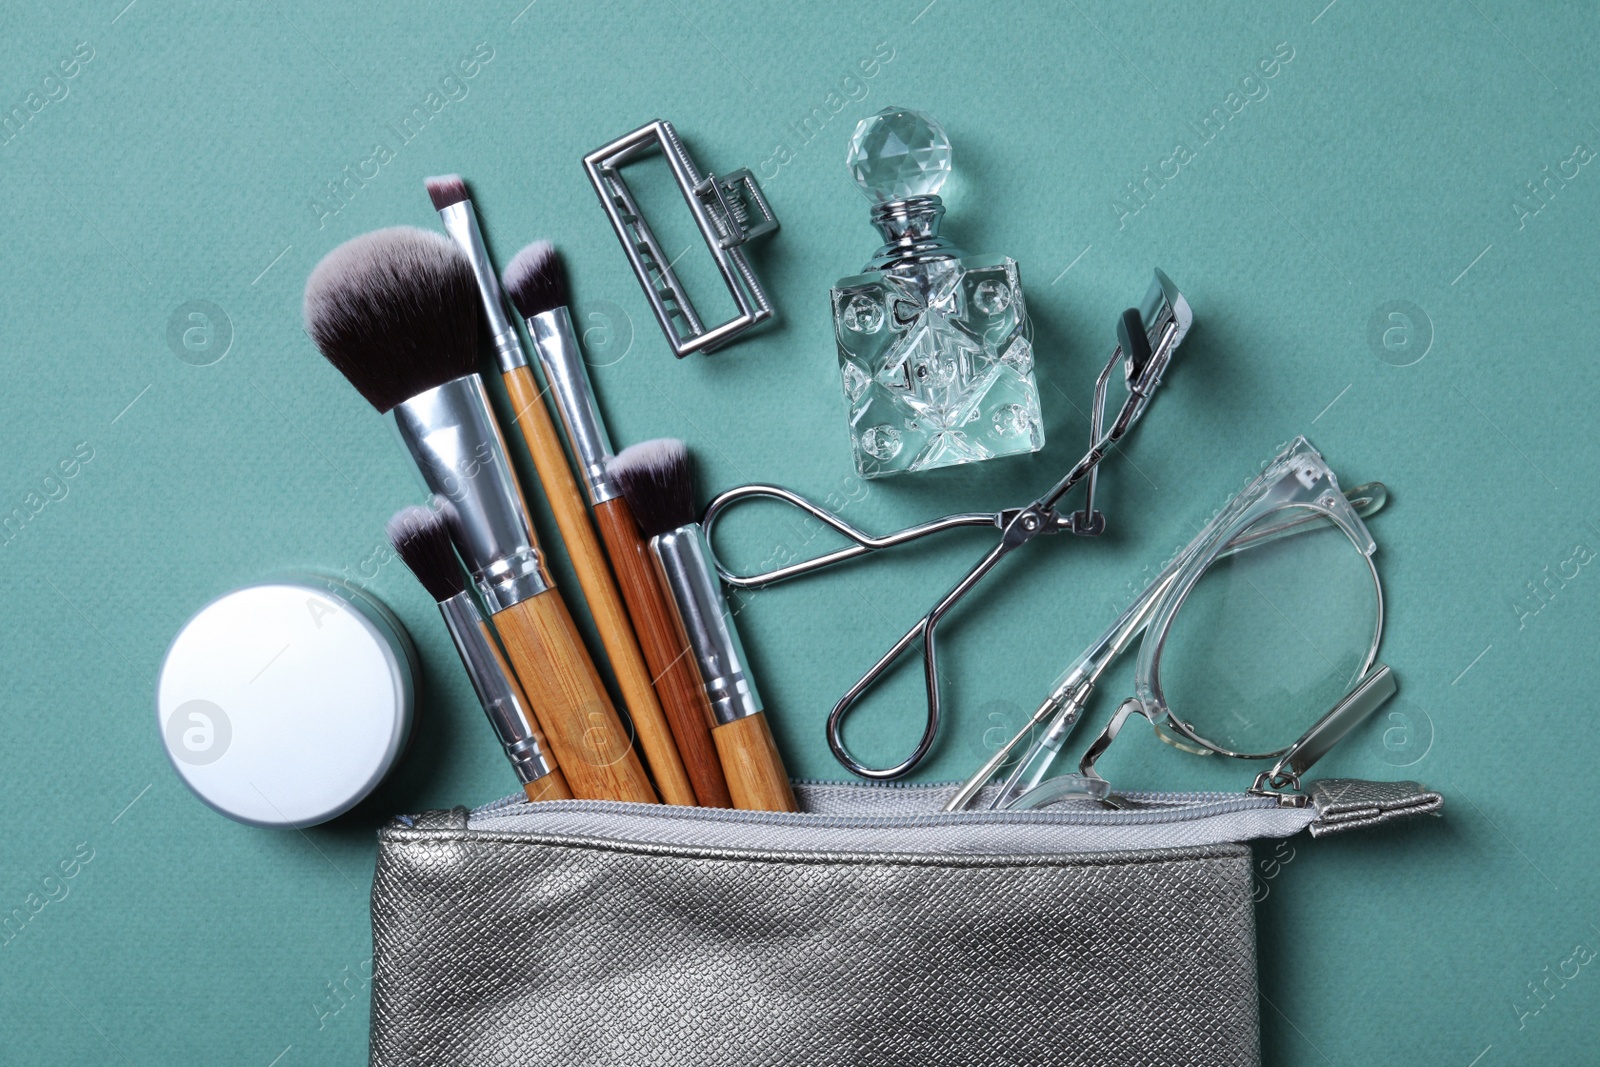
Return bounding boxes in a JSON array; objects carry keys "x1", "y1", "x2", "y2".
[{"x1": 369, "y1": 779, "x2": 1439, "y2": 1066}]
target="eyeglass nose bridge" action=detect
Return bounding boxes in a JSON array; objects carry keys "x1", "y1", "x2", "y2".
[{"x1": 1074, "y1": 697, "x2": 1146, "y2": 794}]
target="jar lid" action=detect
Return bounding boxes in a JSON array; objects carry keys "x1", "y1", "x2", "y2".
[{"x1": 156, "y1": 580, "x2": 415, "y2": 827}]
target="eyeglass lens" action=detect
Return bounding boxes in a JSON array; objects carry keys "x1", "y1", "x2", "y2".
[{"x1": 1153, "y1": 506, "x2": 1379, "y2": 757}]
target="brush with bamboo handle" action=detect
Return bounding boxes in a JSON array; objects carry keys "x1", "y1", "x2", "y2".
[
  {"x1": 387, "y1": 505, "x2": 572, "y2": 802},
  {"x1": 503, "y1": 242, "x2": 734, "y2": 809},
  {"x1": 303, "y1": 227, "x2": 656, "y2": 804},
  {"x1": 609, "y1": 440, "x2": 797, "y2": 813},
  {"x1": 478, "y1": 612, "x2": 570, "y2": 801},
  {"x1": 426, "y1": 176, "x2": 695, "y2": 807}
]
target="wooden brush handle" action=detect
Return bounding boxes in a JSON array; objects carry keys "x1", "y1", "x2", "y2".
[
  {"x1": 480, "y1": 615, "x2": 574, "y2": 802},
  {"x1": 593, "y1": 499, "x2": 734, "y2": 808},
  {"x1": 494, "y1": 590, "x2": 658, "y2": 804},
  {"x1": 523, "y1": 770, "x2": 573, "y2": 802},
  {"x1": 501, "y1": 364, "x2": 695, "y2": 806},
  {"x1": 713, "y1": 712, "x2": 797, "y2": 813}
]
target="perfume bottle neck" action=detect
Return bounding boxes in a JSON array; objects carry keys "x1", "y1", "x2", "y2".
[{"x1": 866, "y1": 195, "x2": 965, "y2": 271}]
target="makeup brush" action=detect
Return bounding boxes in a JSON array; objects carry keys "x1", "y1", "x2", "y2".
[
  {"x1": 304, "y1": 227, "x2": 656, "y2": 804},
  {"x1": 425, "y1": 175, "x2": 696, "y2": 807},
  {"x1": 609, "y1": 440, "x2": 796, "y2": 813},
  {"x1": 504, "y1": 241, "x2": 733, "y2": 809},
  {"x1": 387, "y1": 504, "x2": 571, "y2": 802}
]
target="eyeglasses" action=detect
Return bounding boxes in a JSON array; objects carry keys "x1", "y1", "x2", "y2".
[{"x1": 946, "y1": 437, "x2": 1393, "y2": 811}]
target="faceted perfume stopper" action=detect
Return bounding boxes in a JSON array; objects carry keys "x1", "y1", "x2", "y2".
[{"x1": 846, "y1": 107, "x2": 952, "y2": 203}]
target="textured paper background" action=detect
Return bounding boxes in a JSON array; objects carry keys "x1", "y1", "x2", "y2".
[{"x1": 2, "y1": 1, "x2": 1596, "y2": 1063}]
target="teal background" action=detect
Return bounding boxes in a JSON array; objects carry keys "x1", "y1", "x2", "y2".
[{"x1": 2, "y1": 0, "x2": 1596, "y2": 1062}]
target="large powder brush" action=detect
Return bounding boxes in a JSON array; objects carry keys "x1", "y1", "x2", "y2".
[{"x1": 303, "y1": 226, "x2": 656, "y2": 805}]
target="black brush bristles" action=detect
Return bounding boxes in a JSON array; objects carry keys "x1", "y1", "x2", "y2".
[
  {"x1": 501, "y1": 240, "x2": 568, "y2": 321},
  {"x1": 608, "y1": 439, "x2": 697, "y2": 538},
  {"x1": 303, "y1": 227, "x2": 480, "y2": 413},
  {"x1": 423, "y1": 174, "x2": 470, "y2": 211},
  {"x1": 386, "y1": 505, "x2": 467, "y2": 603}
]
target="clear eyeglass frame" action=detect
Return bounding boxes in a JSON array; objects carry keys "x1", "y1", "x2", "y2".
[{"x1": 1005, "y1": 438, "x2": 1392, "y2": 810}]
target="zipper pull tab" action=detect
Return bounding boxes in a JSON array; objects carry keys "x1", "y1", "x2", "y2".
[{"x1": 1248, "y1": 769, "x2": 1310, "y2": 808}]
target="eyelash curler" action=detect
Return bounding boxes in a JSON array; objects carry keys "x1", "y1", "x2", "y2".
[{"x1": 702, "y1": 270, "x2": 1194, "y2": 779}]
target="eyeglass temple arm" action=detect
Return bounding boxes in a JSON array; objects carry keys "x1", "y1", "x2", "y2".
[
  {"x1": 944, "y1": 564, "x2": 1176, "y2": 811},
  {"x1": 987, "y1": 573, "x2": 1177, "y2": 807},
  {"x1": 702, "y1": 484, "x2": 1002, "y2": 589}
]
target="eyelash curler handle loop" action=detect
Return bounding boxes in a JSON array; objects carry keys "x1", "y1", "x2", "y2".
[{"x1": 701, "y1": 483, "x2": 1003, "y2": 589}]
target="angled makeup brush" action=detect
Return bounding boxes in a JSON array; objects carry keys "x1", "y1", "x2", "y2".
[
  {"x1": 505, "y1": 241, "x2": 732, "y2": 809},
  {"x1": 387, "y1": 504, "x2": 571, "y2": 802},
  {"x1": 609, "y1": 440, "x2": 796, "y2": 813},
  {"x1": 305, "y1": 227, "x2": 656, "y2": 804},
  {"x1": 425, "y1": 175, "x2": 696, "y2": 807}
]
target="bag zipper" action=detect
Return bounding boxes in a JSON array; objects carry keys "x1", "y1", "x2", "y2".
[
  {"x1": 428, "y1": 779, "x2": 1432, "y2": 855},
  {"x1": 445, "y1": 779, "x2": 1335, "y2": 858},
  {"x1": 468, "y1": 784, "x2": 1287, "y2": 830},
  {"x1": 470, "y1": 780, "x2": 1273, "y2": 825}
]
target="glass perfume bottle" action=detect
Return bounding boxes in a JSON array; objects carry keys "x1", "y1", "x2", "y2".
[{"x1": 832, "y1": 106, "x2": 1043, "y2": 478}]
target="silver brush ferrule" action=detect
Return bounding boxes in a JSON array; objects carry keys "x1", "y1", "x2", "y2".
[
  {"x1": 437, "y1": 592, "x2": 556, "y2": 784},
  {"x1": 649, "y1": 523, "x2": 762, "y2": 726},
  {"x1": 392, "y1": 374, "x2": 551, "y2": 610},
  {"x1": 437, "y1": 200, "x2": 527, "y2": 371},
  {"x1": 528, "y1": 306, "x2": 619, "y2": 505}
]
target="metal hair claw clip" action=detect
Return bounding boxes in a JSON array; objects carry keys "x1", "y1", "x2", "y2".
[
  {"x1": 584, "y1": 119, "x2": 779, "y2": 358},
  {"x1": 703, "y1": 270, "x2": 1194, "y2": 779}
]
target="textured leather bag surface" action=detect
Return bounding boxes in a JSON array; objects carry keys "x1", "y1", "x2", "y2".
[{"x1": 369, "y1": 800, "x2": 1264, "y2": 1066}]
